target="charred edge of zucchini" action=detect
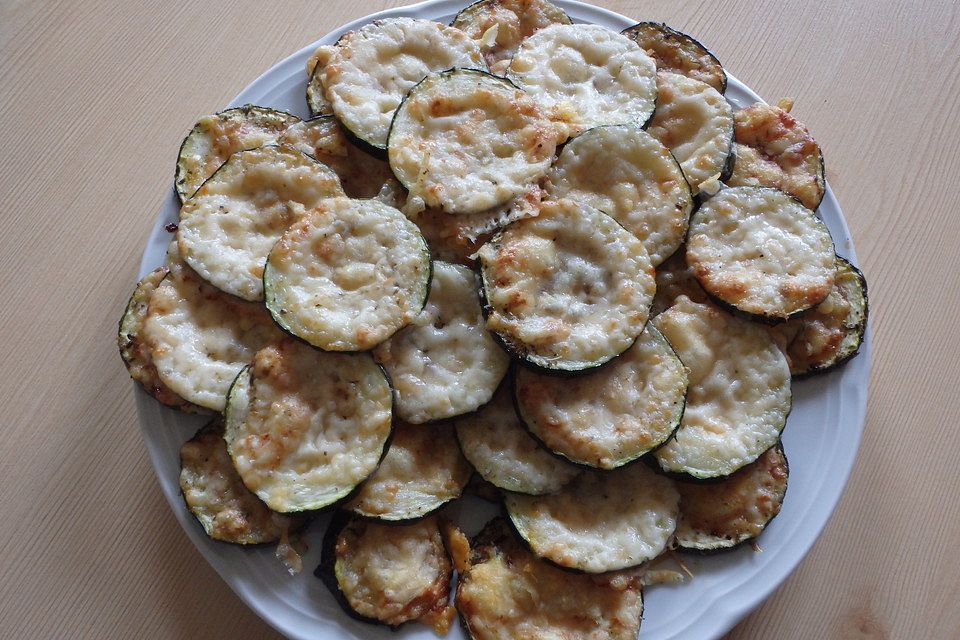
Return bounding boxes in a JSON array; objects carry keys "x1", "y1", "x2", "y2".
[
  {"x1": 306, "y1": 67, "x2": 334, "y2": 118},
  {"x1": 451, "y1": 0, "x2": 573, "y2": 28},
  {"x1": 464, "y1": 473, "x2": 503, "y2": 502},
  {"x1": 814, "y1": 148, "x2": 827, "y2": 209},
  {"x1": 621, "y1": 22, "x2": 727, "y2": 93}
]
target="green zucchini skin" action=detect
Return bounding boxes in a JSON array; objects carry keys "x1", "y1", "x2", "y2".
[{"x1": 621, "y1": 22, "x2": 726, "y2": 93}]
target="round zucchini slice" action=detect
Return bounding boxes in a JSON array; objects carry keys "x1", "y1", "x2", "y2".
[
  {"x1": 621, "y1": 22, "x2": 726, "y2": 93},
  {"x1": 305, "y1": 46, "x2": 334, "y2": 117},
  {"x1": 142, "y1": 254, "x2": 283, "y2": 412},
  {"x1": 504, "y1": 463, "x2": 679, "y2": 573},
  {"x1": 650, "y1": 246, "x2": 709, "y2": 316},
  {"x1": 277, "y1": 116, "x2": 395, "y2": 199},
  {"x1": 686, "y1": 186, "x2": 836, "y2": 321},
  {"x1": 515, "y1": 324, "x2": 687, "y2": 469},
  {"x1": 174, "y1": 105, "x2": 300, "y2": 202},
  {"x1": 727, "y1": 102, "x2": 825, "y2": 210},
  {"x1": 651, "y1": 298, "x2": 791, "y2": 479},
  {"x1": 177, "y1": 145, "x2": 344, "y2": 301},
  {"x1": 319, "y1": 514, "x2": 455, "y2": 633},
  {"x1": 344, "y1": 421, "x2": 472, "y2": 521},
  {"x1": 454, "y1": 383, "x2": 580, "y2": 495},
  {"x1": 451, "y1": 0, "x2": 571, "y2": 67},
  {"x1": 545, "y1": 124, "x2": 693, "y2": 266},
  {"x1": 373, "y1": 262, "x2": 509, "y2": 423},
  {"x1": 318, "y1": 17, "x2": 485, "y2": 149},
  {"x1": 263, "y1": 197, "x2": 431, "y2": 352},
  {"x1": 388, "y1": 69, "x2": 558, "y2": 215},
  {"x1": 676, "y1": 444, "x2": 789, "y2": 551},
  {"x1": 179, "y1": 419, "x2": 303, "y2": 544},
  {"x1": 224, "y1": 339, "x2": 393, "y2": 513},
  {"x1": 456, "y1": 518, "x2": 644, "y2": 640},
  {"x1": 118, "y1": 266, "x2": 207, "y2": 413},
  {"x1": 477, "y1": 199, "x2": 656, "y2": 372},
  {"x1": 647, "y1": 71, "x2": 734, "y2": 194}
]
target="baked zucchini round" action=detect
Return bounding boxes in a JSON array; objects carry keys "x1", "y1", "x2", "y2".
[
  {"x1": 223, "y1": 339, "x2": 393, "y2": 513},
  {"x1": 621, "y1": 22, "x2": 726, "y2": 93},
  {"x1": 177, "y1": 145, "x2": 344, "y2": 301},
  {"x1": 647, "y1": 71, "x2": 733, "y2": 194},
  {"x1": 504, "y1": 462, "x2": 679, "y2": 573},
  {"x1": 305, "y1": 46, "x2": 334, "y2": 117},
  {"x1": 686, "y1": 186, "x2": 836, "y2": 321},
  {"x1": 174, "y1": 105, "x2": 299, "y2": 202},
  {"x1": 651, "y1": 298, "x2": 791, "y2": 479},
  {"x1": 263, "y1": 197, "x2": 431, "y2": 352},
  {"x1": 515, "y1": 324, "x2": 687, "y2": 469},
  {"x1": 477, "y1": 199, "x2": 656, "y2": 372},
  {"x1": 545, "y1": 124, "x2": 693, "y2": 265},
  {"x1": 388, "y1": 68, "x2": 558, "y2": 215},
  {"x1": 451, "y1": 0, "x2": 571, "y2": 67}
]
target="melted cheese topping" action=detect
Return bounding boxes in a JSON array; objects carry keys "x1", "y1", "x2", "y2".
[
  {"x1": 177, "y1": 146, "x2": 343, "y2": 301},
  {"x1": 180, "y1": 420, "x2": 299, "y2": 544},
  {"x1": 455, "y1": 384, "x2": 580, "y2": 495},
  {"x1": 143, "y1": 255, "x2": 282, "y2": 412},
  {"x1": 264, "y1": 197, "x2": 430, "y2": 351},
  {"x1": 508, "y1": 24, "x2": 657, "y2": 137},
  {"x1": 345, "y1": 422, "x2": 471, "y2": 519},
  {"x1": 646, "y1": 72, "x2": 733, "y2": 194},
  {"x1": 546, "y1": 124, "x2": 692, "y2": 265},
  {"x1": 687, "y1": 186, "x2": 835, "y2": 318},
  {"x1": 516, "y1": 325, "x2": 687, "y2": 469},
  {"x1": 373, "y1": 262, "x2": 509, "y2": 423},
  {"x1": 650, "y1": 247, "x2": 708, "y2": 316},
  {"x1": 175, "y1": 106, "x2": 299, "y2": 201},
  {"x1": 505, "y1": 463, "x2": 679, "y2": 572},
  {"x1": 335, "y1": 517, "x2": 453, "y2": 627},
  {"x1": 676, "y1": 445, "x2": 788, "y2": 550},
  {"x1": 321, "y1": 18, "x2": 485, "y2": 148},
  {"x1": 621, "y1": 22, "x2": 726, "y2": 92},
  {"x1": 277, "y1": 117, "x2": 394, "y2": 199},
  {"x1": 727, "y1": 102, "x2": 825, "y2": 209},
  {"x1": 478, "y1": 199, "x2": 656, "y2": 370},
  {"x1": 652, "y1": 298, "x2": 791, "y2": 478},
  {"x1": 389, "y1": 69, "x2": 559, "y2": 215},
  {"x1": 457, "y1": 519, "x2": 644, "y2": 640},
  {"x1": 452, "y1": 0, "x2": 571, "y2": 66}
]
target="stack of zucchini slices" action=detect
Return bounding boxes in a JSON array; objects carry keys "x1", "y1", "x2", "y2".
[{"x1": 119, "y1": 0, "x2": 868, "y2": 636}]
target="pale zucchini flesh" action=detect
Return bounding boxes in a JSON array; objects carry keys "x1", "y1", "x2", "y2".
[
  {"x1": 621, "y1": 22, "x2": 726, "y2": 93},
  {"x1": 451, "y1": 0, "x2": 572, "y2": 67}
]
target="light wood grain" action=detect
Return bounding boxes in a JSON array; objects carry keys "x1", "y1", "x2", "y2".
[{"x1": 0, "y1": 0, "x2": 958, "y2": 638}]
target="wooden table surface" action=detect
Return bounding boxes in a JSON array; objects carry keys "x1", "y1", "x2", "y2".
[{"x1": 2, "y1": 0, "x2": 958, "y2": 638}]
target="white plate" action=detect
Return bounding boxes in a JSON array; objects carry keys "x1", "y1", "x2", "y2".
[{"x1": 136, "y1": 2, "x2": 871, "y2": 638}]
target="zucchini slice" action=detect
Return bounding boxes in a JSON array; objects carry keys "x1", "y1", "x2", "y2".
[
  {"x1": 545, "y1": 124, "x2": 693, "y2": 266},
  {"x1": 318, "y1": 17, "x2": 485, "y2": 149},
  {"x1": 263, "y1": 197, "x2": 431, "y2": 352},
  {"x1": 372, "y1": 262, "x2": 509, "y2": 423},
  {"x1": 647, "y1": 71, "x2": 734, "y2": 194},
  {"x1": 650, "y1": 246, "x2": 709, "y2": 316},
  {"x1": 319, "y1": 514, "x2": 455, "y2": 633},
  {"x1": 676, "y1": 443, "x2": 789, "y2": 551},
  {"x1": 621, "y1": 22, "x2": 726, "y2": 93},
  {"x1": 179, "y1": 419, "x2": 303, "y2": 544},
  {"x1": 454, "y1": 383, "x2": 580, "y2": 495},
  {"x1": 515, "y1": 324, "x2": 687, "y2": 469},
  {"x1": 177, "y1": 145, "x2": 344, "y2": 301},
  {"x1": 174, "y1": 105, "x2": 299, "y2": 202},
  {"x1": 344, "y1": 421, "x2": 472, "y2": 521},
  {"x1": 727, "y1": 102, "x2": 825, "y2": 210},
  {"x1": 651, "y1": 298, "x2": 791, "y2": 479},
  {"x1": 504, "y1": 462, "x2": 679, "y2": 573},
  {"x1": 142, "y1": 253, "x2": 283, "y2": 412},
  {"x1": 451, "y1": 0, "x2": 571, "y2": 67},
  {"x1": 223, "y1": 339, "x2": 393, "y2": 513},
  {"x1": 686, "y1": 186, "x2": 836, "y2": 321},
  {"x1": 276, "y1": 116, "x2": 395, "y2": 199},
  {"x1": 456, "y1": 518, "x2": 644, "y2": 640},
  {"x1": 507, "y1": 23, "x2": 657, "y2": 137},
  {"x1": 118, "y1": 266, "x2": 207, "y2": 413},
  {"x1": 305, "y1": 46, "x2": 334, "y2": 117},
  {"x1": 477, "y1": 199, "x2": 656, "y2": 372},
  {"x1": 388, "y1": 69, "x2": 559, "y2": 215}
]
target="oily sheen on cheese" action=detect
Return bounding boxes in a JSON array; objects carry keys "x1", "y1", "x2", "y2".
[
  {"x1": 652, "y1": 298, "x2": 791, "y2": 478},
  {"x1": 373, "y1": 262, "x2": 509, "y2": 423},
  {"x1": 389, "y1": 69, "x2": 559, "y2": 215},
  {"x1": 177, "y1": 146, "x2": 343, "y2": 301},
  {"x1": 505, "y1": 463, "x2": 679, "y2": 573},
  {"x1": 546, "y1": 124, "x2": 692, "y2": 265},
  {"x1": 225, "y1": 340, "x2": 392, "y2": 513},
  {"x1": 452, "y1": 0, "x2": 571, "y2": 66}
]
